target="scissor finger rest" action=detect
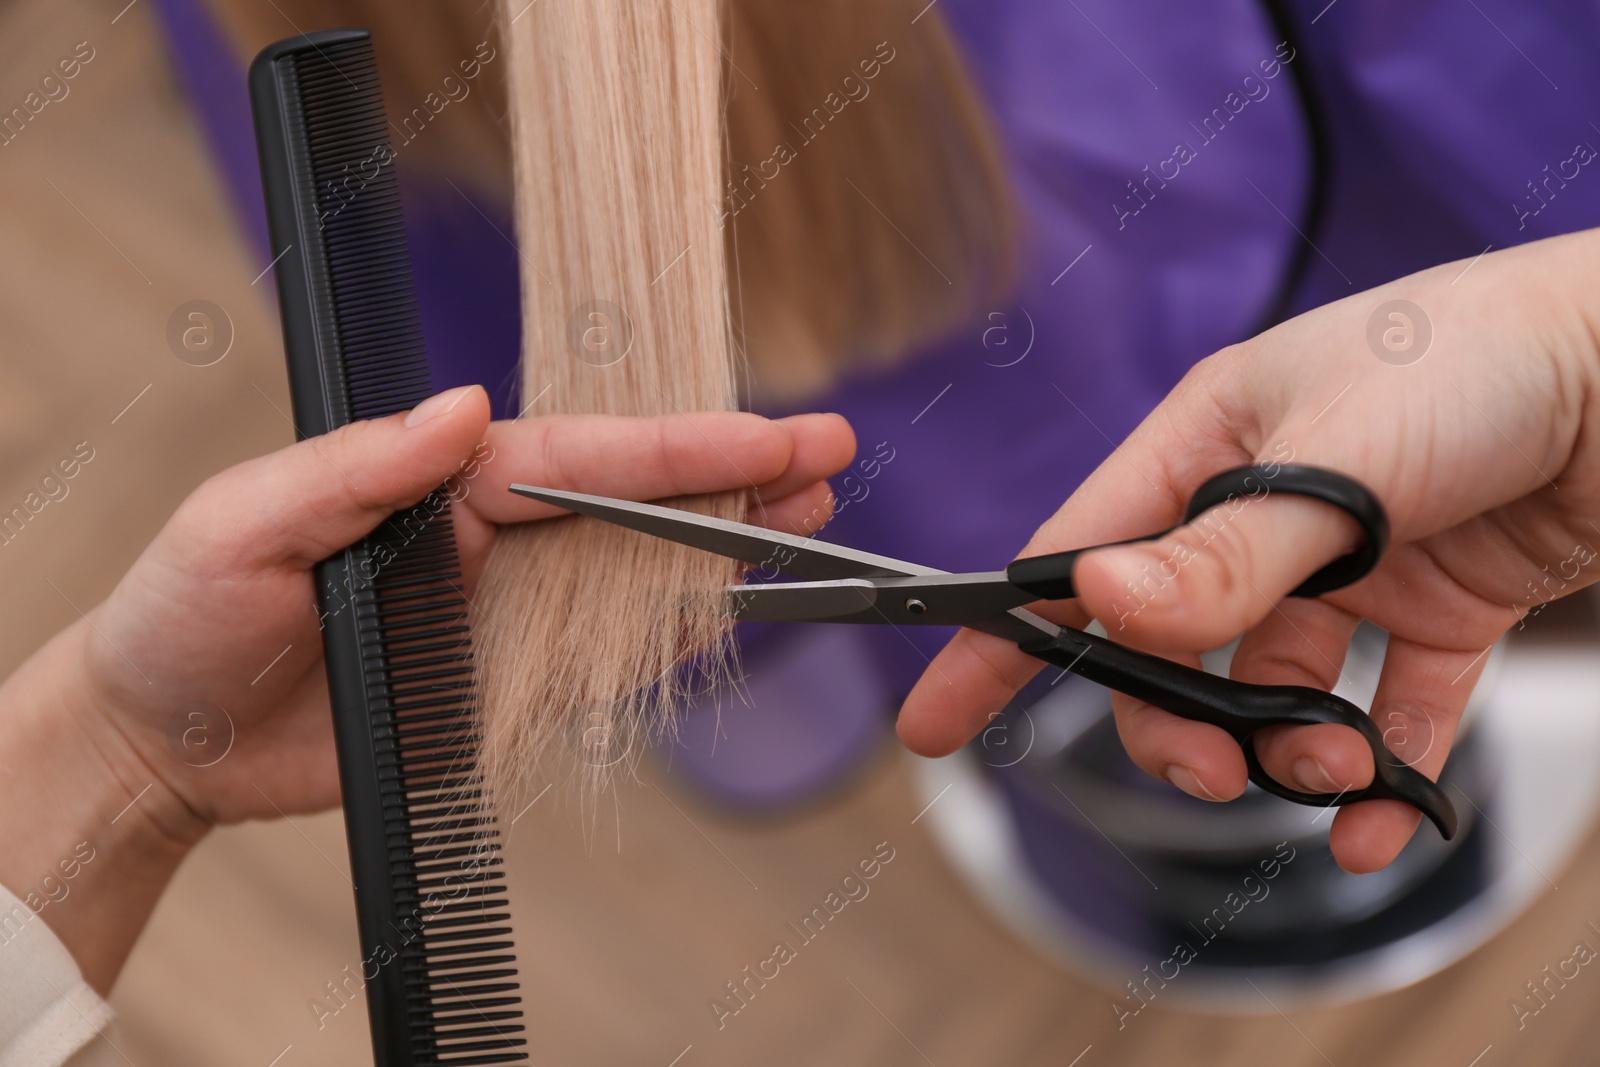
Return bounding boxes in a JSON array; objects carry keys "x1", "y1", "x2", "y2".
[{"x1": 1016, "y1": 627, "x2": 1458, "y2": 839}]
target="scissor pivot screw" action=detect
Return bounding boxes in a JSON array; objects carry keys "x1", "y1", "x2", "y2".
[{"x1": 906, "y1": 598, "x2": 928, "y2": 615}]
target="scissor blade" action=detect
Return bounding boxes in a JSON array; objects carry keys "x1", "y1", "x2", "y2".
[
  {"x1": 730, "y1": 579, "x2": 879, "y2": 621},
  {"x1": 730, "y1": 572, "x2": 1039, "y2": 626},
  {"x1": 732, "y1": 575, "x2": 1068, "y2": 652},
  {"x1": 971, "y1": 606, "x2": 1063, "y2": 645},
  {"x1": 508, "y1": 484, "x2": 937, "y2": 581}
]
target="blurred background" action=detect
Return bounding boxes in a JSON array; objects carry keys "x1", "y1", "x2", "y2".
[{"x1": 7, "y1": 0, "x2": 1600, "y2": 1064}]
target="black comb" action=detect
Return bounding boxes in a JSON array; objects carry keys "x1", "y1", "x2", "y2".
[{"x1": 249, "y1": 30, "x2": 528, "y2": 1066}]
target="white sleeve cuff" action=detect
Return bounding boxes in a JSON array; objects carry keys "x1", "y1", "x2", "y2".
[{"x1": 0, "y1": 880, "x2": 113, "y2": 1067}]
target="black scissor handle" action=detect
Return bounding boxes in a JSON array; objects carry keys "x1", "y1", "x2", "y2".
[
  {"x1": 1004, "y1": 464, "x2": 1451, "y2": 835},
  {"x1": 1007, "y1": 463, "x2": 1390, "y2": 601},
  {"x1": 1016, "y1": 627, "x2": 1457, "y2": 839},
  {"x1": 1182, "y1": 464, "x2": 1389, "y2": 597}
]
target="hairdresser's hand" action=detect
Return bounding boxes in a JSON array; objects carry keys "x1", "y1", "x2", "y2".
[
  {"x1": 899, "y1": 228, "x2": 1600, "y2": 874},
  {"x1": 0, "y1": 384, "x2": 853, "y2": 989}
]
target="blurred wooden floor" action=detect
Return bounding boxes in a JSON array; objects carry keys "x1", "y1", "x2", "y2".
[{"x1": 7, "y1": 2, "x2": 1600, "y2": 1065}]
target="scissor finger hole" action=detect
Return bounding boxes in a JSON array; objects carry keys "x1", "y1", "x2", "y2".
[
  {"x1": 1248, "y1": 721, "x2": 1377, "y2": 794},
  {"x1": 1240, "y1": 733, "x2": 1360, "y2": 807}
]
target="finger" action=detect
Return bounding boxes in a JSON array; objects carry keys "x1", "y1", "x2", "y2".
[
  {"x1": 1113, "y1": 681, "x2": 1250, "y2": 802},
  {"x1": 753, "y1": 413, "x2": 856, "y2": 507},
  {"x1": 898, "y1": 628, "x2": 1060, "y2": 756},
  {"x1": 170, "y1": 385, "x2": 491, "y2": 571},
  {"x1": 744, "y1": 414, "x2": 856, "y2": 535},
  {"x1": 1230, "y1": 600, "x2": 1376, "y2": 794},
  {"x1": 1327, "y1": 636, "x2": 1485, "y2": 873},
  {"x1": 1074, "y1": 491, "x2": 1363, "y2": 656},
  {"x1": 465, "y1": 411, "x2": 817, "y2": 524},
  {"x1": 753, "y1": 480, "x2": 837, "y2": 537}
]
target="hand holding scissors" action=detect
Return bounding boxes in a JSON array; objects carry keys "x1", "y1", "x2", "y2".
[{"x1": 510, "y1": 464, "x2": 1457, "y2": 839}]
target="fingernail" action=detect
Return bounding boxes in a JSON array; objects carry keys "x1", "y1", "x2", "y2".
[
  {"x1": 404, "y1": 385, "x2": 478, "y2": 428},
  {"x1": 1292, "y1": 756, "x2": 1337, "y2": 792},
  {"x1": 1167, "y1": 765, "x2": 1223, "y2": 801}
]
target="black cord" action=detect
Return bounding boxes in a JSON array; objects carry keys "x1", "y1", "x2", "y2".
[{"x1": 1250, "y1": 0, "x2": 1333, "y2": 335}]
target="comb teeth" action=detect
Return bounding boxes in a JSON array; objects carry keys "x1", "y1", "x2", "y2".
[
  {"x1": 293, "y1": 43, "x2": 432, "y2": 422},
  {"x1": 252, "y1": 31, "x2": 527, "y2": 1067},
  {"x1": 362, "y1": 503, "x2": 527, "y2": 1066}
]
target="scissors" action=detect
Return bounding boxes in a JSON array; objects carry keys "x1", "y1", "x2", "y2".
[{"x1": 509, "y1": 464, "x2": 1456, "y2": 839}]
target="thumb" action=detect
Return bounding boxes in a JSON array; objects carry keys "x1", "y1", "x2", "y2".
[
  {"x1": 167, "y1": 384, "x2": 491, "y2": 572},
  {"x1": 1073, "y1": 490, "x2": 1363, "y2": 654}
]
